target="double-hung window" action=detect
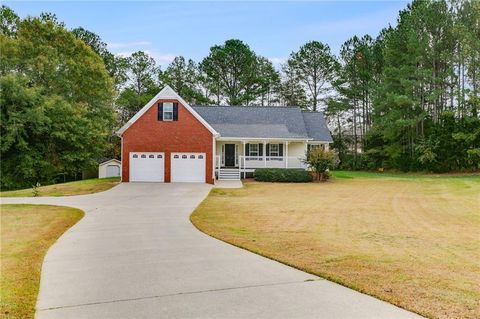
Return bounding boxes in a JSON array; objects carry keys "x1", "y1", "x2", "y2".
[
  {"x1": 308, "y1": 144, "x2": 325, "y2": 152},
  {"x1": 163, "y1": 102, "x2": 174, "y2": 121},
  {"x1": 269, "y1": 144, "x2": 279, "y2": 157},
  {"x1": 249, "y1": 144, "x2": 259, "y2": 157}
]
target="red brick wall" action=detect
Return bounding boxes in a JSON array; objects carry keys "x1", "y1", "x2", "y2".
[{"x1": 121, "y1": 99, "x2": 214, "y2": 184}]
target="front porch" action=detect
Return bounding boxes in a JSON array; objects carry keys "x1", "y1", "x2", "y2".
[{"x1": 215, "y1": 139, "x2": 327, "y2": 180}]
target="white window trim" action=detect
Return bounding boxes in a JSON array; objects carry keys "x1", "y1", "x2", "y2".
[
  {"x1": 308, "y1": 144, "x2": 325, "y2": 151},
  {"x1": 163, "y1": 102, "x2": 174, "y2": 121},
  {"x1": 249, "y1": 144, "x2": 259, "y2": 156},
  {"x1": 269, "y1": 143, "x2": 279, "y2": 157}
]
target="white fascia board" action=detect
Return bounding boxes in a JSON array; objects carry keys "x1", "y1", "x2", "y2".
[
  {"x1": 307, "y1": 140, "x2": 333, "y2": 144},
  {"x1": 216, "y1": 137, "x2": 312, "y2": 142},
  {"x1": 116, "y1": 85, "x2": 219, "y2": 137},
  {"x1": 99, "y1": 159, "x2": 121, "y2": 166}
]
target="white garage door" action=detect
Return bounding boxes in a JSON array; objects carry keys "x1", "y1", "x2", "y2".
[
  {"x1": 171, "y1": 152, "x2": 206, "y2": 183},
  {"x1": 130, "y1": 152, "x2": 164, "y2": 182}
]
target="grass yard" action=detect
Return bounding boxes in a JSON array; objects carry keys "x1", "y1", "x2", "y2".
[
  {"x1": 0, "y1": 204, "x2": 84, "y2": 319},
  {"x1": 0, "y1": 177, "x2": 120, "y2": 197},
  {"x1": 191, "y1": 171, "x2": 480, "y2": 319}
]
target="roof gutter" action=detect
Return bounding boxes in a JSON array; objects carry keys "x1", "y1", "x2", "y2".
[{"x1": 216, "y1": 137, "x2": 312, "y2": 142}]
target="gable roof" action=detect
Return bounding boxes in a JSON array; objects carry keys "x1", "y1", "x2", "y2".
[
  {"x1": 116, "y1": 86, "x2": 332, "y2": 141},
  {"x1": 116, "y1": 85, "x2": 218, "y2": 136},
  {"x1": 192, "y1": 106, "x2": 308, "y2": 139},
  {"x1": 193, "y1": 105, "x2": 332, "y2": 141},
  {"x1": 301, "y1": 111, "x2": 333, "y2": 142},
  {"x1": 99, "y1": 159, "x2": 121, "y2": 166}
]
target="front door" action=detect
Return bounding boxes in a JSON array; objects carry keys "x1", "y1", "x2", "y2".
[{"x1": 224, "y1": 144, "x2": 236, "y2": 167}]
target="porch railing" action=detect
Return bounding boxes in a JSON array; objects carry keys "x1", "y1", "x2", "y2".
[
  {"x1": 239, "y1": 156, "x2": 306, "y2": 170},
  {"x1": 216, "y1": 155, "x2": 307, "y2": 171}
]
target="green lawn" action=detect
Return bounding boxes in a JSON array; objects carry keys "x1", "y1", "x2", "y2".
[
  {"x1": 331, "y1": 170, "x2": 480, "y2": 179},
  {"x1": 0, "y1": 204, "x2": 84, "y2": 319},
  {"x1": 0, "y1": 177, "x2": 120, "y2": 197},
  {"x1": 192, "y1": 173, "x2": 480, "y2": 319}
]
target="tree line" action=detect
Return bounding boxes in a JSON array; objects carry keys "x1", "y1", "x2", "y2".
[
  {"x1": 1, "y1": 0, "x2": 479, "y2": 189},
  {"x1": 330, "y1": 0, "x2": 479, "y2": 172}
]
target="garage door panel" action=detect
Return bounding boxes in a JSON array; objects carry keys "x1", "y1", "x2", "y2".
[
  {"x1": 171, "y1": 152, "x2": 205, "y2": 183},
  {"x1": 130, "y1": 152, "x2": 164, "y2": 182}
]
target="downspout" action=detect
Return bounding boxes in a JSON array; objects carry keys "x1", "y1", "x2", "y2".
[
  {"x1": 212, "y1": 135, "x2": 217, "y2": 184},
  {"x1": 119, "y1": 134, "x2": 123, "y2": 182}
]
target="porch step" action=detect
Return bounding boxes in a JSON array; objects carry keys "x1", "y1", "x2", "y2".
[{"x1": 218, "y1": 168, "x2": 240, "y2": 180}]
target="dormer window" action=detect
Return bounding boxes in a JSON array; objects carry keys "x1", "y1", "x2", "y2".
[{"x1": 163, "y1": 102, "x2": 174, "y2": 121}]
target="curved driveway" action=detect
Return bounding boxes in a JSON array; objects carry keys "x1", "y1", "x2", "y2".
[{"x1": 2, "y1": 183, "x2": 422, "y2": 318}]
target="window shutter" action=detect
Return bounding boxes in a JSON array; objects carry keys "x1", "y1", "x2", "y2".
[
  {"x1": 157, "y1": 103, "x2": 163, "y2": 121},
  {"x1": 235, "y1": 144, "x2": 239, "y2": 166},
  {"x1": 245, "y1": 143, "x2": 250, "y2": 156},
  {"x1": 259, "y1": 144, "x2": 263, "y2": 156},
  {"x1": 221, "y1": 144, "x2": 225, "y2": 166},
  {"x1": 266, "y1": 144, "x2": 270, "y2": 156},
  {"x1": 279, "y1": 144, "x2": 284, "y2": 156},
  {"x1": 173, "y1": 103, "x2": 178, "y2": 121}
]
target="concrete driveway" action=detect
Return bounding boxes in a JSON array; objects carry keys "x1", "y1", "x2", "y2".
[{"x1": 1, "y1": 183, "x2": 422, "y2": 318}]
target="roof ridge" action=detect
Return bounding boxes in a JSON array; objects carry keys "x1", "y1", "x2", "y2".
[{"x1": 193, "y1": 105, "x2": 301, "y2": 109}]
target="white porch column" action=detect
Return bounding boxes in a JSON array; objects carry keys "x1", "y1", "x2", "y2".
[
  {"x1": 213, "y1": 136, "x2": 217, "y2": 181},
  {"x1": 285, "y1": 141, "x2": 289, "y2": 168},
  {"x1": 263, "y1": 141, "x2": 267, "y2": 167},
  {"x1": 242, "y1": 140, "x2": 246, "y2": 179},
  {"x1": 304, "y1": 141, "x2": 309, "y2": 169}
]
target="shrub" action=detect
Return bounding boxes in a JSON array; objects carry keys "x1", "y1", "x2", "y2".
[
  {"x1": 254, "y1": 168, "x2": 312, "y2": 183},
  {"x1": 303, "y1": 149, "x2": 339, "y2": 181},
  {"x1": 32, "y1": 182, "x2": 40, "y2": 197}
]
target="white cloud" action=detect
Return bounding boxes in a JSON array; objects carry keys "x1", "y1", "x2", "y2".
[
  {"x1": 115, "y1": 50, "x2": 177, "y2": 68},
  {"x1": 116, "y1": 51, "x2": 133, "y2": 58},
  {"x1": 107, "y1": 41, "x2": 151, "y2": 49},
  {"x1": 149, "y1": 52, "x2": 176, "y2": 66},
  {"x1": 268, "y1": 57, "x2": 288, "y2": 66}
]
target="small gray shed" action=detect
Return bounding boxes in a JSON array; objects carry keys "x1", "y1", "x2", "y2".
[{"x1": 98, "y1": 159, "x2": 121, "y2": 178}]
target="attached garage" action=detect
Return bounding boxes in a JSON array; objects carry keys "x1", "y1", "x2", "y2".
[
  {"x1": 129, "y1": 152, "x2": 165, "y2": 182},
  {"x1": 118, "y1": 86, "x2": 216, "y2": 184},
  {"x1": 171, "y1": 152, "x2": 206, "y2": 183}
]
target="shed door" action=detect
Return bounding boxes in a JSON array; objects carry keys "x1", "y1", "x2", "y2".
[
  {"x1": 130, "y1": 152, "x2": 164, "y2": 182},
  {"x1": 171, "y1": 153, "x2": 206, "y2": 183},
  {"x1": 106, "y1": 164, "x2": 120, "y2": 177}
]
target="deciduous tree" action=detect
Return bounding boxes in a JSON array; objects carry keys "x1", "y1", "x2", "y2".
[{"x1": 0, "y1": 11, "x2": 116, "y2": 188}]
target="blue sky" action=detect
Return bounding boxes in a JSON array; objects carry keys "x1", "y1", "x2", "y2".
[{"x1": 5, "y1": 1, "x2": 409, "y2": 67}]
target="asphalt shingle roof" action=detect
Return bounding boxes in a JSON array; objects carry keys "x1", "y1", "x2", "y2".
[
  {"x1": 192, "y1": 105, "x2": 332, "y2": 141},
  {"x1": 301, "y1": 111, "x2": 333, "y2": 142}
]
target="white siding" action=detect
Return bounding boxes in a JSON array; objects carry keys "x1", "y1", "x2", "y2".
[
  {"x1": 216, "y1": 141, "x2": 308, "y2": 157},
  {"x1": 98, "y1": 160, "x2": 121, "y2": 178},
  {"x1": 287, "y1": 142, "x2": 307, "y2": 157}
]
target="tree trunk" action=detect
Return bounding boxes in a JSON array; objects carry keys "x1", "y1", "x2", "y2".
[{"x1": 353, "y1": 97, "x2": 358, "y2": 169}]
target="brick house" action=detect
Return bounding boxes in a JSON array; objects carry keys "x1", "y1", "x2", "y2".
[{"x1": 116, "y1": 86, "x2": 332, "y2": 184}]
